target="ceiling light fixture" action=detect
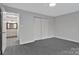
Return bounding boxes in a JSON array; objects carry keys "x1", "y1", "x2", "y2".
[{"x1": 49, "y1": 3, "x2": 56, "y2": 7}]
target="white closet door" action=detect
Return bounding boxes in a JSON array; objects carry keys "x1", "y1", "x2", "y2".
[
  {"x1": 41, "y1": 19, "x2": 48, "y2": 39},
  {"x1": 33, "y1": 18, "x2": 41, "y2": 40}
]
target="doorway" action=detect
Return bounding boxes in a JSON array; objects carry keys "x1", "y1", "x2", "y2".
[{"x1": 5, "y1": 12, "x2": 19, "y2": 47}]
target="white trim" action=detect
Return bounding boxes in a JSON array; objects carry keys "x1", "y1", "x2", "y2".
[
  {"x1": 19, "y1": 36, "x2": 55, "y2": 44},
  {"x1": 19, "y1": 39, "x2": 35, "y2": 45},
  {"x1": 18, "y1": 35, "x2": 79, "y2": 45},
  {"x1": 54, "y1": 36, "x2": 79, "y2": 43},
  {"x1": 34, "y1": 35, "x2": 55, "y2": 41},
  {"x1": 1, "y1": 7, "x2": 7, "y2": 54}
]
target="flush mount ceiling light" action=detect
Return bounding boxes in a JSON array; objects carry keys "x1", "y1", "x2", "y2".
[{"x1": 49, "y1": 3, "x2": 56, "y2": 7}]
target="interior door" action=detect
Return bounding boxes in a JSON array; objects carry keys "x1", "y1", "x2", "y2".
[
  {"x1": 33, "y1": 18, "x2": 41, "y2": 40},
  {"x1": 34, "y1": 17, "x2": 49, "y2": 40},
  {"x1": 0, "y1": 8, "x2": 2, "y2": 54},
  {"x1": 41, "y1": 19, "x2": 48, "y2": 39}
]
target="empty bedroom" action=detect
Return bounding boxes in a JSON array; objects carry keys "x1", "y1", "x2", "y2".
[{"x1": 0, "y1": 3, "x2": 79, "y2": 55}]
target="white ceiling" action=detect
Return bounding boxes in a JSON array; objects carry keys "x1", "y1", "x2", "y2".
[{"x1": 3, "y1": 3, "x2": 79, "y2": 17}]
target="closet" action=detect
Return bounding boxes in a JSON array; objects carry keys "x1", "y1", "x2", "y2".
[{"x1": 33, "y1": 17, "x2": 49, "y2": 40}]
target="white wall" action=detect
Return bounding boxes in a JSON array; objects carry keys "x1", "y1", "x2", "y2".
[{"x1": 55, "y1": 12, "x2": 79, "y2": 42}]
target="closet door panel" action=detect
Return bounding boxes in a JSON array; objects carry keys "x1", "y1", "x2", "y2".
[
  {"x1": 41, "y1": 19, "x2": 48, "y2": 39},
  {"x1": 33, "y1": 18, "x2": 41, "y2": 40},
  {"x1": 33, "y1": 18, "x2": 49, "y2": 40}
]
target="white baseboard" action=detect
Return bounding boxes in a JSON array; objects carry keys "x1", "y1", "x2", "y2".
[
  {"x1": 19, "y1": 39, "x2": 35, "y2": 45},
  {"x1": 20, "y1": 36, "x2": 79, "y2": 45},
  {"x1": 54, "y1": 36, "x2": 79, "y2": 43},
  {"x1": 19, "y1": 36, "x2": 55, "y2": 44},
  {"x1": 35, "y1": 36, "x2": 55, "y2": 41}
]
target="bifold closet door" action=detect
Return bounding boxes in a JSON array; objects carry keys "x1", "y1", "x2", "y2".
[
  {"x1": 41, "y1": 19, "x2": 48, "y2": 39},
  {"x1": 33, "y1": 18, "x2": 42, "y2": 40},
  {"x1": 34, "y1": 18, "x2": 49, "y2": 40}
]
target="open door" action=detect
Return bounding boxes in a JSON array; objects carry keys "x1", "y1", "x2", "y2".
[{"x1": 0, "y1": 8, "x2": 2, "y2": 54}]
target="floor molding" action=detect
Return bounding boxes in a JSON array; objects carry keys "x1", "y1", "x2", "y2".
[
  {"x1": 19, "y1": 39, "x2": 35, "y2": 45},
  {"x1": 20, "y1": 36, "x2": 79, "y2": 45},
  {"x1": 54, "y1": 36, "x2": 79, "y2": 44},
  {"x1": 19, "y1": 36, "x2": 55, "y2": 44}
]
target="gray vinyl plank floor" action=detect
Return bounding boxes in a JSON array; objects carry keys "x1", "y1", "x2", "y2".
[{"x1": 4, "y1": 37, "x2": 79, "y2": 55}]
